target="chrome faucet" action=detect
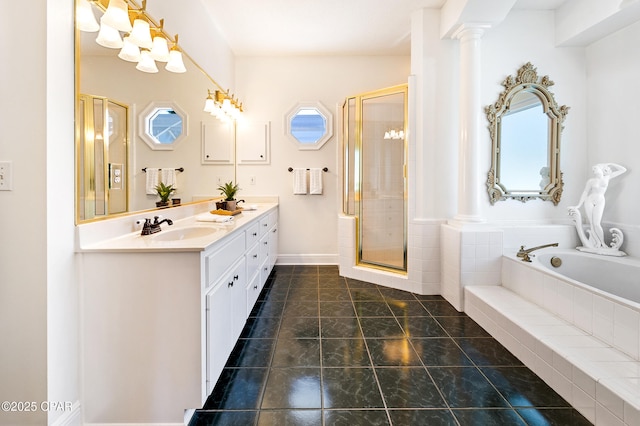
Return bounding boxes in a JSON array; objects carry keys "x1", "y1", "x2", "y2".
[
  {"x1": 141, "y1": 216, "x2": 173, "y2": 235},
  {"x1": 516, "y1": 242, "x2": 558, "y2": 262}
]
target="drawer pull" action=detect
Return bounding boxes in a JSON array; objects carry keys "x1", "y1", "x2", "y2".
[
  {"x1": 253, "y1": 254, "x2": 258, "y2": 258},
  {"x1": 252, "y1": 232, "x2": 257, "y2": 237},
  {"x1": 233, "y1": 274, "x2": 239, "y2": 280},
  {"x1": 228, "y1": 281, "x2": 233, "y2": 288},
  {"x1": 253, "y1": 285, "x2": 258, "y2": 290},
  {"x1": 263, "y1": 241, "x2": 268, "y2": 245},
  {"x1": 262, "y1": 223, "x2": 268, "y2": 227}
]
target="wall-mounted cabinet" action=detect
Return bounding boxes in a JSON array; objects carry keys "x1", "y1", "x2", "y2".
[
  {"x1": 237, "y1": 121, "x2": 271, "y2": 164},
  {"x1": 202, "y1": 121, "x2": 235, "y2": 164}
]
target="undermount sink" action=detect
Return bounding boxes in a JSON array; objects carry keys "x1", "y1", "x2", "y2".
[{"x1": 151, "y1": 226, "x2": 218, "y2": 242}]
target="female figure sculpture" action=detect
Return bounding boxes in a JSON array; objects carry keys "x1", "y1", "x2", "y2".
[{"x1": 568, "y1": 163, "x2": 627, "y2": 255}]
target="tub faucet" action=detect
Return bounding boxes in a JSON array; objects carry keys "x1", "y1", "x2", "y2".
[{"x1": 516, "y1": 242, "x2": 558, "y2": 262}]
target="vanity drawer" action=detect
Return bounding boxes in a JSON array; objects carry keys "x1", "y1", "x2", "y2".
[
  {"x1": 205, "y1": 232, "x2": 246, "y2": 288},
  {"x1": 246, "y1": 244, "x2": 260, "y2": 280},
  {"x1": 245, "y1": 222, "x2": 260, "y2": 247}
]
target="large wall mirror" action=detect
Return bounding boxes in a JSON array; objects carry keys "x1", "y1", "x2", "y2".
[
  {"x1": 75, "y1": 0, "x2": 236, "y2": 223},
  {"x1": 485, "y1": 62, "x2": 569, "y2": 205}
]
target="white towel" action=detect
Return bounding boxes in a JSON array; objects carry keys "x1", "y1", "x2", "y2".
[
  {"x1": 146, "y1": 168, "x2": 159, "y2": 195},
  {"x1": 309, "y1": 168, "x2": 323, "y2": 195},
  {"x1": 293, "y1": 168, "x2": 307, "y2": 194},
  {"x1": 195, "y1": 213, "x2": 234, "y2": 223},
  {"x1": 161, "y1": 168, "x2": 177, "y2": 188}
]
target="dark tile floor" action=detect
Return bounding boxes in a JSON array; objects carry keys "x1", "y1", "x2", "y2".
[{"x1": 189, "y1": 265, "x2": 592, "y2": 426}]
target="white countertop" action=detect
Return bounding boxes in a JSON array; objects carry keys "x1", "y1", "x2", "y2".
[{"x1": 78, "y1": 203, "x2": 278, "y2": 253}]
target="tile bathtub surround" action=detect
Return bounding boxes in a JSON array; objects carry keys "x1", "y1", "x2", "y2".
[{"x1": 189, "y1": 265, "x2": 590, "y2": 426}]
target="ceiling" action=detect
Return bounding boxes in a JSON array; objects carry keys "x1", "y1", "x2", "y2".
[{"x1": 199, "y1": 0, "x2": 568, "y2": 56}]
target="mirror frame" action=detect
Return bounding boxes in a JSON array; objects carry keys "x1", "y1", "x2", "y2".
[
  {"x1": 285, "y1": 101, "x2": 333, "y2": 150},
  {"x1": 138, "y1": 101, "x2": 189, "y2": 151},
  {"x1": 485, "y1": 62, "x2": 570, "y2": 205}
]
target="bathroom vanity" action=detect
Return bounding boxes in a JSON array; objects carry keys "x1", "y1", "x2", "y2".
[{"x1": 78, "y1": 202, "x2": 278, "y2": 423}]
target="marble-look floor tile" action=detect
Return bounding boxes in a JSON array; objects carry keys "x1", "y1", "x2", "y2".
[
  {"x1": 226, "y1": 338, "x2": 275, "y2": 368},
  {"x1": 321, "y1": 338, "x2": 371, "y2": 367},
  {"x1": 428, "y1": 367, "x2": 510, "y2": 408},
  {"x1": 359, "y1": 317, "x2": 404, "y2": 338},
  {"x1": 375, "y1": 367, "x2": 447, "y2": 408},
  {"x1": 261, "y1": 368, "x2": 322, "y2": 409},
  {"x1": 320, "y1": 317, "x2": 361, "y2": 339},
  {"x1": 388, "y1": 409, "x2": 457, "y2": 425},
  {"x1": 516, "y1": 407, "x2": 593, "y2": 425},
  {"x1": 452, "y1": 408, "x2": 527, "y2": 425},
  {"x1": 481, "y1": 366, "x2": 571, "y2": 408},
  {"x1": 456, "y1": 337, "x2": 524, "y2": 366},
  {"x1": 282, "y1": 301, "x2": 319, "y2": 317},
  {"x1": 410, "y1": 337, "x2": 474, "y2": 366},
  {"x1": 436, "y1": 316, "x2": 491, "y2": 337},
  {"x1": 321, "y1": 367, "x2": 385, "y2": 409},
  {"x1": 421, "y1": 300, "x2": 466, "y2": 316},
  {"x1": 257, "y1": 409, "x2": 322, "y2": 426},
  {"x1": 240, "y1": 316, "x2": 281, "y2": 339},
  {"x1": 323, "y1": 409, "x2": 390, "y2": 425},
  {"x1": 366, "y1": 338, "x2": 422, "y2": 366},
  {"x1": 278, "y1": 316, "x2": 319, "y2": 339},
  {"x1": 203, "y1": 368, "x2": 268, "y2": 410},
  {"x1": 398, "y1": 316, "x2": 448, "y2": 338},
  {"x1": 189, "y1": 410, "x2": 257, "y2": 426},
  {"x1": 319, "y1": 301, "x2": 355, "y2": 317},
  {"x1": 350, "y1": 287, "x2": 385, "y2": 301},
  {"x1": 272, "y1": 338, "x2": 320, "y2": 367},
  {"x1": 387, "y1": 300, "x2": 430, "y2": 317},
  {"x1": 352, "y1": 301, "x2": 393, "y2": 317}
]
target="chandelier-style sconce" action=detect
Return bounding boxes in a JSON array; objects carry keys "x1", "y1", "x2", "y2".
[
  {"x1": 383, "y1": 129, "x2": 405, "y2": 140},
  {"x1": 76, "y1": 0, "x2": 186, "y2": 74},
  {"x1": 203, "y1": 90, "x2": 244, "y2": 122}
]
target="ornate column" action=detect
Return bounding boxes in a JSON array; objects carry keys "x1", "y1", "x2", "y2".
[{"x1": 453, "y1": 25, "x2": 486, "y2": 223}]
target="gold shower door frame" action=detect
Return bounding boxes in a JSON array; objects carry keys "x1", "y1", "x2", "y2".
[{"x1": 343, "y1": 84, "x2": 408, "y2": 273}]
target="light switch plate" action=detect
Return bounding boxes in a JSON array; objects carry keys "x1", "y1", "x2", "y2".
[{"x1": 0, "y1": 161, "x2": 13, "y2": 191}]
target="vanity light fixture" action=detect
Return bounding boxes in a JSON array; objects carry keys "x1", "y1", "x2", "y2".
[
  {"x1": 76, "y1": 0, "x2": 100, "y2": 32},
  {"x1": 101, "y1": 0, "x2": 132, "y2": 32},
  {"x1": 77, "y1": 0, "x2": 186, "y2": 74},
  {"x1": 118, "y1": 35, "x2": 141, "y2": 62},
  {"x1": 164, "y1": 35, "x2": 186, "y2": 73},
  {"x1": 203, "y1": 89, "x2": 244, "y2": 121},
  {"x1": 136, "y1": 49, "x2": 158, "y2": 73},
  {"x1": 95, "y1": 17, "x2": 123, "y2": 48},
  {"x1": 383, "y1": 129, "x2": 404, "y2": 140},
  {"x1": 149, "y1": 19, "x2": 170, "y2": 62}
]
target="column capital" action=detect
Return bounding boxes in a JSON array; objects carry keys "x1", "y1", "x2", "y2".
[{"x1": 451, "y1": 23, "x2": 489, "y2": 40}]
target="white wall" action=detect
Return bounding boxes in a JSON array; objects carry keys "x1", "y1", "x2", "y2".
[
  {"x1": 0, "y1": 0, "x2": 77, "y2": 425},
  {"x1": 480, "y1": 10, "x2": 588, "y2": 223},
  {"x1": 234, "y1": 56, "x2": 410, "y2": 262},
  {"x1": 586, "y1": 20, "x2": 640, "y2": 256}
]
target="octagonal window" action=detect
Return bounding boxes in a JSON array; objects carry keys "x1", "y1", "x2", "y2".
[
  {"x1": 138, "y1": 101, "x2": 188, "y2": 150},
  {"x1": 285, "y1": 101, "x2": 333, "y2": 150}
]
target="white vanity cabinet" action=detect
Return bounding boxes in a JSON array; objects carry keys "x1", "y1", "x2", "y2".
[
  {"x1": 200, "y1": 207, "x2": 279, "y2": 395},
  {"x1": 79, "y1": 203, "x2": 278, "y2": 424}
]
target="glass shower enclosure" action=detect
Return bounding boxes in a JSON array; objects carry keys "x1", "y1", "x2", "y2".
[{"x1": 343, "y1": 84, "x2": 408, "y2": 272}]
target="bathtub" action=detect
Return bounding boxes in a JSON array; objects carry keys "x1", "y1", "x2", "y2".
[
  {"x1": 535, "y1": 250, "x2": 640, "y2": 307},
  {"x1": 502, "y1": 248, "x2": 640, "y2": 361},
  {"x1": 464, "y1": 248, "x2": 640, "y2": 425}
]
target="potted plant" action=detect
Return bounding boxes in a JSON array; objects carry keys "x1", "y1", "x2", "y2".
[
  {"x1": 217, "y1": 181, "x2": 240, "y2": 211},
  {"x1": 155, "y1": 182, "x2": 175, "y2": 207}
]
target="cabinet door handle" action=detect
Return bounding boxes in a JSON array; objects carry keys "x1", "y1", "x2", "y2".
[
  {"x1": 233, "y1": 274, "x2": 239, "y2": 280},
  {"x1": 253, "y1": 254, "x2": 258, "y2": 258},
  {"x1": 263, "y1": 241, "x2": 268, "y2": 245},
  {"x1": 272, "y1": 228, "x2": 277, "y2": 233},
  {"x1": 262, "y1": 223, "x2": 268, "y2": 227},
  {"x1": 228, "y1": 281, "x2": 233, "y2": 288},
  {"x1": 252, "y1": 232, "x2": 257, "y2": 237},
  {"x1": 253, "y1": 285, "x2": 258, "y2": 290}
]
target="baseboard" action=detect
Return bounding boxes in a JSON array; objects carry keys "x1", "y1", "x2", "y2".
[
  {"x1": 276, "y1": 254, "x2": 338, "y2": 265},
  {"x1": 50, "y1": 400, "x2": 81, "y2": 426}
]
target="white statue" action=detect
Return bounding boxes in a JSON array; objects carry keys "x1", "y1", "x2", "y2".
[{"x1": 568, "y1": 163, "x2": 627, "y2": 256}]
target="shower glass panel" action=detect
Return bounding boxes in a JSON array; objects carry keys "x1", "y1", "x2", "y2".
[
  {"x1": 343, "y1": 85, "x2": 407, "y2": 273},
  {"x1": 77, "y1": 95, "x2": 129, "y2": 221}
]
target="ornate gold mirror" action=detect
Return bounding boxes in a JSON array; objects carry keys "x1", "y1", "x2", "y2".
[{"x1": 486, "y1": 62, "x2": 569, "y2": 205}]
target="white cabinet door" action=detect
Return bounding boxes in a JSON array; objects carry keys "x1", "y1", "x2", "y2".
[{"x1": 205, "y1": 281, "x2": 231, "y2": 394}]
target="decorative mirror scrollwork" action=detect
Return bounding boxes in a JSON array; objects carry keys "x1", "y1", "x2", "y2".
[{"x1": 486, "y1": 62, "x2": 569, "y2": 205}]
